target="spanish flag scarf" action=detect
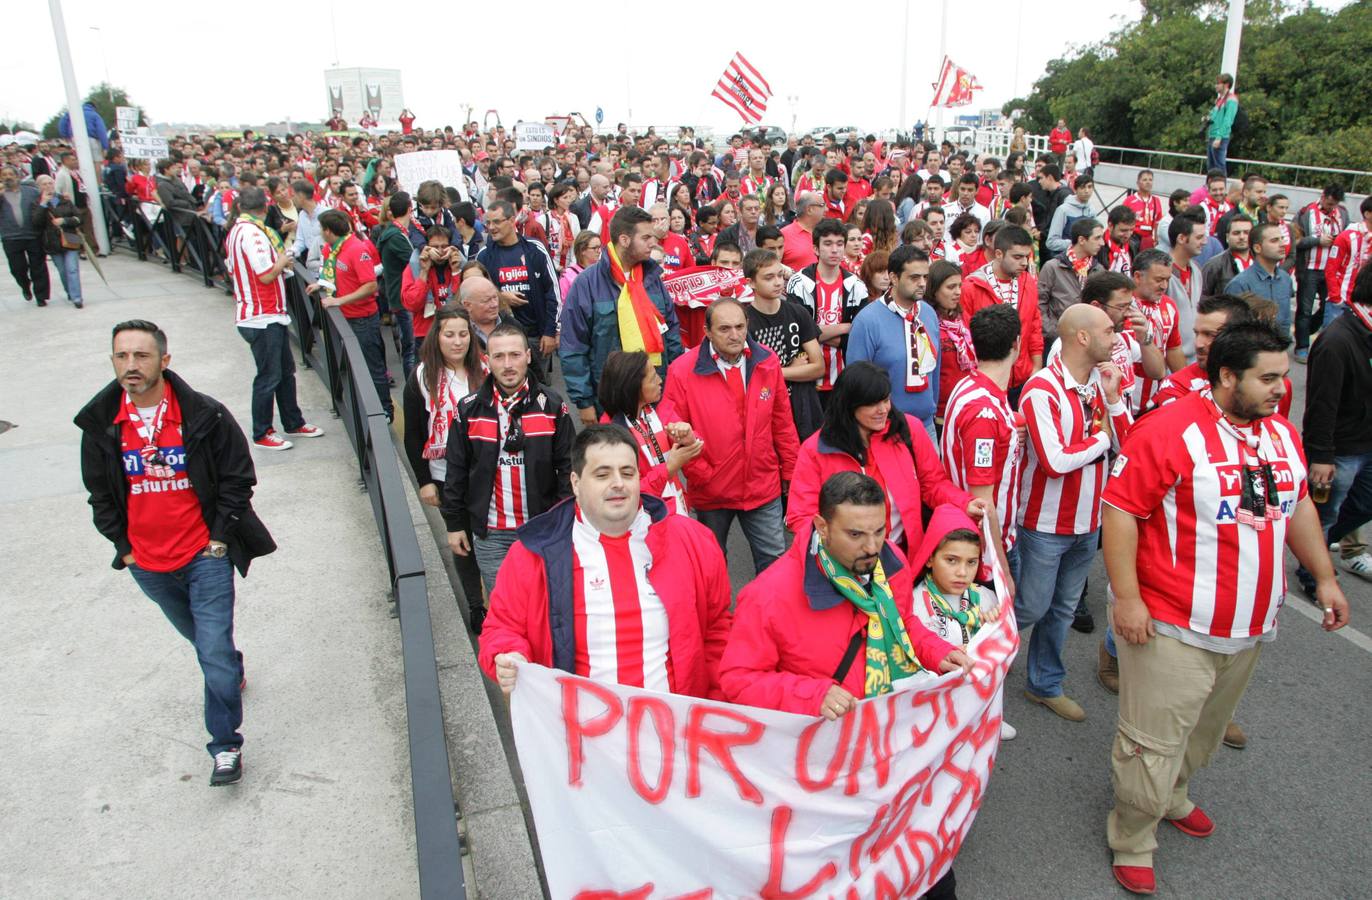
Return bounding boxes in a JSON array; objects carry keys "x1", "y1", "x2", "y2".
[{"x1": 608, "y1": 243, "x2": 666, "y2": 364}]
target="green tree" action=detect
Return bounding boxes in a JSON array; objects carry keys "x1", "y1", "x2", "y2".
[
  {"x1": 1004, "y1": 2, "x2": 1372, "y2": 181},
  {"x1": 42, "y1": 83, "x2": 148, "y2": 139}
]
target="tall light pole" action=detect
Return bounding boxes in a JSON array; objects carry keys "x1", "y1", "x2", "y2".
[
  {"x1": 89, "y1": 26, "x2": 113, "y2": 101},
  {"x1": 50, "y1": 0, "x2": 109, "y2": 255},
  {"x1": 1220, "y1": 0, "x2": 1246, "y2": 84},
  {"x1": 898, "y1": 0, "x2": 911, "y2": 130}
]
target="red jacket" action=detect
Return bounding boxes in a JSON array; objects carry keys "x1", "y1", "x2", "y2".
[
  {"x1": 785, "y1": 417, "x2": 971, "y2": 549},
  {"x1": 401, "y1": 259, "x2": 461, "y2": 339},
  {"x1": 1049, "y1": 127, "x2": 1072, "y2": 155},
  {"x1": 478, "y1": 496, "x2": 733, "y2": 700},
  {"x1": 661, "y1": 339, "x2": 800, "y2": 511},
  {"x1": 960, "y1": 268, "x2": 1044, "y2": 388},
  {"x1": 719, "y1": 529, "x2": 958, "y2": 715}
]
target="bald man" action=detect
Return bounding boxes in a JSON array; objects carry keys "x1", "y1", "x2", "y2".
[
  {"x1": 781, "y1": 192, "x2": 823, "y2": 271},
  {"x1": 1015, "y1": 303, "x2": 1133, "y2": 722},
  {"x1": 460, "y1": 275, "x2": 517, "y2": 349},
  {"x1": 572, "y1": 173, "x2": 613, "y2": 230}
]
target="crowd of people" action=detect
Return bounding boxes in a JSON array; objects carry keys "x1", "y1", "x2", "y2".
[{"x1": 54, "y1": 99, "x2": 1371, "y2": 896}]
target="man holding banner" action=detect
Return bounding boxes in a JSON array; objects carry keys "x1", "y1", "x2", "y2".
[{"x1": 480, "y1": 425, "x2": 733, "y2": 699}]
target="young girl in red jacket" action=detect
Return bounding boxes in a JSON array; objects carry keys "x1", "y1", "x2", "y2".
[{"x1": 909, "y1": 504, "x2": 1016, "y2": 740}]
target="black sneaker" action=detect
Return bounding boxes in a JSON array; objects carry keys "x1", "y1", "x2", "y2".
[
  {"x1": 22, "y1": 287, "x2": 32, "y2": 301},
  {"x1": 469, "y1": 605, "x2": 487, "y2": 636},
  {"x1": 210, "y1": 748, "x2": 242, "y2": 786},
  {"x1": 36, "y1": 298, "x2": 47, "y2": 307}
]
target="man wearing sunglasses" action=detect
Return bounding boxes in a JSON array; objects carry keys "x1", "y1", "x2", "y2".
[{"x1": 443, "y1": 323, "x2": 575, "y2": 595}]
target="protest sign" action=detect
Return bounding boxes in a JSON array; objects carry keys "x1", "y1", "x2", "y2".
[
  {"x1": 515, "y1": 121, "x2": 557, "y2": 151},
  {"x1": 122, "y1": 133, "x2": 169, "y2": 161},
  {"x1": 393, "y1": 150, "x2": 469, "y2": 201},
  {"x1": 510, "y1": 606, "x2": 1018, "y2": 899},
  {"x1": 116, "y1": 106, "x2": 139, "y2": 134},
  {"x1": 661, "y1": 265, "x2": 746, "y2": 309}
]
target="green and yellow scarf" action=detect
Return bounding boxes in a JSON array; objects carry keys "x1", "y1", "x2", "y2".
[
  {"x1": 237, "y1": 210, "x2": 283, "y2": 254},
  {"x1": 816, "y1": 541, "x2": 924, "y2": 696},
  {"x1": 321, "y1": 233, "x2": 351, "y2": 286},
  {"x1": 921, "y1": 578, "x2": 988, "y2": 647}
]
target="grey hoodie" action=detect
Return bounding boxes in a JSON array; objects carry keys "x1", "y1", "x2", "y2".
[{"x1": 1046, "y1": 196, "x2": 1097, "y2": 255}]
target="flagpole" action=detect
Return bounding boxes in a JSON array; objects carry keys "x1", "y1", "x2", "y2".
[
  {"x1": 936, "y1": 0, "x2": 949, "y2": 145},
  {"x1": 898, "y1": 0, "x2": 911, "y2": 131}
]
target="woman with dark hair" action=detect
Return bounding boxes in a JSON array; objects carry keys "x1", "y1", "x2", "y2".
[
  {"x1": 1005, "y1": 151, "x2": 1026, "y2": 180},
  {"x1": 545, "y1": 181, "x2": 581, "y2": 273},
  {"x1": 926, "y1": 260, "x2": 975, "y2": 433},
  {"x1": 895, "y1": 170, "x2": 925, "y2": 226},
  {"x1": 668, "y1": 205, "x2": 692, "y2": 236},
  {"x1": 596, "y1": 350, "x2": 705, "y2": 515},
  {"x1": 668, "y1": 181, "x2": 694, "y2": 213},
  {"x1": 860, "y1": 198, "x2": 899, "y2": 257},
  {"x1": 943, "y1": 212, "x2": 982, "y2": 269},
  {"x1": 762, "y1": 182, "x2": 793, "y2": 228},
  {"x1": 785, "y1": 361, "x2": 981, "y2": 555},
  {"x1": 402, "y1": 307, "x2": 488, "y2": 630}
]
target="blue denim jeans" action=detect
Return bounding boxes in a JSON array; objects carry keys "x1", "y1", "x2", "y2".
[
  {"x1": 52, "y1": 249, "x2": 82, "y2": 302},
  {"x1": 1295, "y1": 269, "x2": 1328, "y2": 350},
  {"x1": 473, "y1": 528, "x2": 520, "y2": 596},
  {"x1": 1013, "y1": 527, "x2": 1099, "y2": 698},
  {"x1": 389, "y1": 307, "x2": 417, "y2": 379},
  {"x1": 696, "y1": 497, "x2": 786, "y2": 576},
  {"x1": 346, "y1": 311, "x2": 394, "y2": 416},
  {"x1": 1205, "y1": 138, "x2": 1229, "y2": 175},
  {"x1": 1298, "y1": 451, "x2": 1372, "y2": 586},
  {"x1": 129, "y1": 554, "x2": 243, "y2": 756},
  {"x1": 238, "y1": 323, "x2": 305, "y2": 440}
]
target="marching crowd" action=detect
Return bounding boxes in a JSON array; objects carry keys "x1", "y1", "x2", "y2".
[{"x1": 48, "y1": 103, "x2": 1371, "y2": 896}]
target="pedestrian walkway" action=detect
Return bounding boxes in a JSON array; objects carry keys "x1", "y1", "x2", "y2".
[{"x1": 0, "y1": 254, "x2": 418, "y2": 897}]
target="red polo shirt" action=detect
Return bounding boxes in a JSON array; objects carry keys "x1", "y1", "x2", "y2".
[
  {"x1": 117, "y1": 384, "x2": 210, "y2": 572},
  {"x1": 333, "y1": 236, "x2": 379, "y2": 319},
  {"x1": 780, "y1": 221, "x2": 817, "y2": 271}
]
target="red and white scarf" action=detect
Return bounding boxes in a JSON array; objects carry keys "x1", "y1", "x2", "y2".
[
  {"x1": 977, "y1": 263, "x2": 1020, "y2": 309},
  {"x1": 938, "y1": 314, "x2": 976, "y2": 375},
  {"x1": 628, "y1": 405, "x2": 686, "y2": 514},
  {"x1": 418, "y1": 363, "x2": 470, "y2": 459},
  {"x1": 886, "y1": 300, "x2": 936, "y2": 393}
]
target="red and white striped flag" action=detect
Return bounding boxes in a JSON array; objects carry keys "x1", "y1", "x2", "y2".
[
  {"x1": 712, "y1": 52, "x2": 772, "y2": 124},
  {"x1": 930, "y1": 56, "x2": 983, "y2": 108}
]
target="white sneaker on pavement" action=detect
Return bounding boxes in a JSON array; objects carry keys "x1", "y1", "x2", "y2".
[
  {"x1": 1001, "y1": 722, "x2": 1018, "y2": 741},
  {"x1": 1342, "y1": 553, "x2": 1372, "y2": 580}
]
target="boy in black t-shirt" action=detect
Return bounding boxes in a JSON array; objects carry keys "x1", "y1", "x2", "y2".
[{"x1": 742, "y1": 249, "x2": 825, "y2": 440}]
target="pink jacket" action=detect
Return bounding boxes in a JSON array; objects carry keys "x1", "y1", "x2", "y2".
[
  {"x1": 786, "y1": 415, "x2": 972, "y2": 548},
  {"x1": 719, "y1": 529, "x2": 958, "y2": 715},
  {"x1": 661, "y1": 339, "x2": 799, "y2": 511}
]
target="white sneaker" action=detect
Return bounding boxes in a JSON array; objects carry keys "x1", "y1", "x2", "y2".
[
  {"x1": 1001, "y1": 721, "x2": 1018, "y2": 741},
  {"x1": 1342, "y1": 553, "x2": 1372, "y2": 580}
]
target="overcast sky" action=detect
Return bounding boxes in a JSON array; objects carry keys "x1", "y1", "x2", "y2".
[{"x1": 3, "y1": 0, "x2": 1352, "y2": 133}]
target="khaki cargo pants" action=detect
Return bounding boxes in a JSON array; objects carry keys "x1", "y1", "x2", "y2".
[{"x1": 1106, "y1": 631, "x2": 1261, "y2": 867}]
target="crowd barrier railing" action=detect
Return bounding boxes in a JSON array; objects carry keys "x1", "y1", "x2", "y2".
[{"x1": 102, "y1": 220, "x2": 469, "y2": 898}]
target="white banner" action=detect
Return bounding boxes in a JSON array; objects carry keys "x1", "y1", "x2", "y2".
[
  {"x1": 393, "y1": 150, "x2": 468, "y2": 201},
  {"x1": 122, "y1": 133, "x2": 169, "y2": 161},
  {"x1": 116, "y1": 106, "x2": 138, "y2": 134},
  {"x1": 515, "y1": 121, "x2": 557, "y2": 152},
  {"x1": 511, "y1": 607, "x2": 1018, "y2": 899}
]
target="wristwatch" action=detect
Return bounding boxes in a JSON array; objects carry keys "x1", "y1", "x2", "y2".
[{"x1": 202, "y1": 543, "x2": 228, "y2": 559}]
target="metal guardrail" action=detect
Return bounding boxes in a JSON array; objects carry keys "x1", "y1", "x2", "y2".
[{"x1": 106, "y1": 224, "x2": 468, "y2": 899}]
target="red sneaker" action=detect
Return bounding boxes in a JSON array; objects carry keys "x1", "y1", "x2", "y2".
[
  {"x1": 1113, "y1": 865, "x2": 1156, "y2": 895},
  {"x1": 286, "y1": 424, "x2": 325, "y2": 439},
  {"x1": 253, "y1": 429, "x2": 293, "y2": 451},
  {"x1": 1167, "y1": 806, "x2": 1215, "y2": 838}
]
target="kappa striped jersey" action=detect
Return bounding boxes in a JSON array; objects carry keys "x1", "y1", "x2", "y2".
[
  {"x1": 1325, "y1": 223, "x2": 1370, "y2": 306},
  {"x1": 1019, "y1": 358, "x2": 1132, "y2": 535},
  {"x1": 941, "y1": 370, "x2": 1023, "y2": 549},
  {"x1": 571, "y1": 508, "x2": 671, "y2": 691},
  {"x1": 225, "y1": 221, "x2": 289, "y2": 328},
  {"x1": 1133, "y1": 293, "x2": 1181, "y2": 411},
  {"x1": 1103, "y1": 392, "x2": 1308, "y2": 639}
]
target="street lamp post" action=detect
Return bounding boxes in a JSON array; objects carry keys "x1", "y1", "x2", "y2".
[
  {"x1": 50, "y1": 0, "x2": 109, "y2": 255},
  {"x1": 89, "y1": 26, "x2": 112, "y2": 101},
  {"x1": 1220, "y1": 0, "x2": 1246, "y2": 85}
]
